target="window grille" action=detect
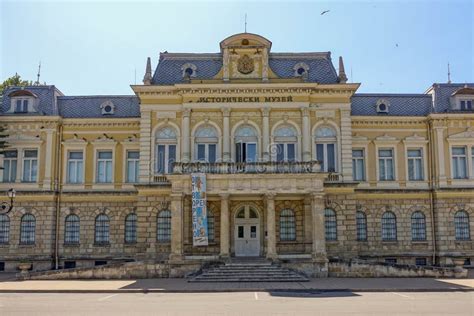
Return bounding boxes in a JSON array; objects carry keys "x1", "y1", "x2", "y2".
[
  {"x1": 20, "y1": 214, "x2": 36, "y2": 245},
  {"x1": 411, "y1": 211, "x2": 426, "y2": 241},
  {"x1": 157, "y1": 210, "x2": 171, "y2": 242},
  {"x1": 207, "y1": 210, "x2": 215, "y2": 242},
  {"x1": 324, "y1": 209, "x2": 337, "y2": 241},
  {"x1": 454, "y1": 211, "x2": 470, "y2": 240},
  {"x1": 356, "y1": 211, "x2": 367, "y2": 241},
  {"x1": 0, "y1": 214, "x2": 10, "y2": 244},
  {"x1": 381, "y1": 211, "x2": 397, "y2": 241},
  {"x1": 125, "y1": 213, "x2": 137, "y2": 243},
  {"x1": 64, "y1": 214, "x2": 80, "y2": 244},
  {"x1": 95, "y1": 214, "x2": 110, "y2": 244},
  {"x1": 280, "y1": 209, "x2": 296, "y2": 241}
]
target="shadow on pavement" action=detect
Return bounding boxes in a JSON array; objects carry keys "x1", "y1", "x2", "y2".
[{"x1": 269, "y1": 290, "x2": 360, "y2": 298}]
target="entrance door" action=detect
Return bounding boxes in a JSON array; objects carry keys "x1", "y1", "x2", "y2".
[{"x1": 234, "y1": 206, "x2": 260, "y2": 257}]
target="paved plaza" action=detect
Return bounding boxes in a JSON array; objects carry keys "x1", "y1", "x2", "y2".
[{"x1": 0, "y1": 291, "x2": 472, "y2": 316}]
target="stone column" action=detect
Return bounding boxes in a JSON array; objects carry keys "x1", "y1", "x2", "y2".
[
  {"x1": 266, "y1": 193, "x2": 277, "y2": 260},
  {"x1": 222, "y1": 108, "x2": 231, "y2": 162},
  {"x1": 169, "y1": 193, "x2": 184, "y2": 262},
  {"x1": 311, "y1": 193, "x2": 327, "y2": 264},
  {"x1": 262, "y1": 107, "x2": 270, "y2": 161},
  {"x1": 182, "y1": 109, "x2": 191, "y2": 162},
  {"x1": 219, "y1": 193, "x2": 230, "y2": 258},
  {"x1": 301, "y1": 107, "x2": 311, "y2": 161}
]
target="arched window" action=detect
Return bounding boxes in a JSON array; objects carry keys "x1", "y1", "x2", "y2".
[
  {"x1": 124, "y1": 213, "x2": 137, "y2": 243},
  {"x1": 64, "y1": 214, "x2": 80, "y2": 244},
  {"x1": 411, "y1": 211, "x2": 426, "y2": 241},
  {"x1": 235, "y1": 125, "x2": 258, "y2": 162},
  {"x1": 155, "y1": 126, "x2": 177, "y2": 174},
  {"x1": 324, "y1": 209, "x2": 337, "y2": 241},
  {"x1": 95, "y1": 214, "x2": 110, "y2": 244},
  {"x1": 382, "y1": 211, "x2": 397, "y2": 241},
  {"x1": 315, "y1": 126, "x2": 337, "y2": 172},
  {"x1": 280, "y1": 209, "x2": 296, "y2": 241},
  {"x1": 157, "y1": 210, "x2": 171, "y2": 242},
  {"x1": 273, "y1": 125, "x2": 298, "y2": 162},
  {"x1": 454, "y1": 211, "x2": 470, "y2": 240},
  {"x1": 356, "y1": 211, "x2": 367, "y2": 241},
  {"x1": 20, "y1": 214, "x2": 36, "y2": 245},
  {"x1": 195, "y1": 125, "x2": 218, "y2": 163},
  {"x1": 0, "y1": 214, "x2": 10, "y2": 244},
  {"x1": 207, "y1": 209, "x2": 215, "y2": 242}
]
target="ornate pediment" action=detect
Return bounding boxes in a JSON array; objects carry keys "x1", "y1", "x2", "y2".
[{"x1": 448, "y1": 128, "x2": 474, "y2": 140}]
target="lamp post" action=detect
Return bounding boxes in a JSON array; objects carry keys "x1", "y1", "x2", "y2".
[{"x1": 0, "y1": 188, "x2": 16, "y2": 214}]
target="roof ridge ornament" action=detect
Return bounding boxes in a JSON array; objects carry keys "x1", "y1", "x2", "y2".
[
  {"x1": 338, "y1": 56, "x2": 347, "y2": 84},
  {"x1": 143, "y1": 57, "x2": 152, "y2": 85}
]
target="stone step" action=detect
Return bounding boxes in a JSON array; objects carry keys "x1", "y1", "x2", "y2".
[{"x1": 189, "y1": 261, "x2": 309, "y2": 283}]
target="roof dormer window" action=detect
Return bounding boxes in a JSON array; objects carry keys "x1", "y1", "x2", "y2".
[
  {"x1": 293, "y1": 62, "x2": 309, "y2": 78},
  {"x1": 460, "y1": 99, "x2": 473, "y2": 111},
  {"x1": 15, "y1": 99, "x2": 29, "y2": 113},
  {"x1": 100, "y1": 100, "x2": 115, "y2": 115},
  {"x1": 181, "y1": 63, "x2": 197, "y2": 79},
  {"x1": 376, "y1": 99, "x2": 390, "y2": 114},
  {"x1": 8, "y1": 90, "x2": 38, "y2": 114}
]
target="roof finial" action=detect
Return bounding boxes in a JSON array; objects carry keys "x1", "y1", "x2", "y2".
[
  {"x1": 447, "y1": 63, "x2": 452, "y2": 84},
  {"x1": 338, "y1": 56, "x2": 348, "y2": 84},
  {"x1": 143, "y1": 57, "x2": 152, "y2": 85},
  {"x1": 35, "y1": 61, "x2": 41, "y2": 85},
  {"x1": 244, "y1": 13, "x2": 247, "y2": 33}
]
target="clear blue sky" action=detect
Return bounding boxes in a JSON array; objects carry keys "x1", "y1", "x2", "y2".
[{"x1": 1, "y1": 0, "x2": 473, "y2": 96}]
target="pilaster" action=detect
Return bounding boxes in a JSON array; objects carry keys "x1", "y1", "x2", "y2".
[
  {"x1": 139, "y1": 110, "x2": 152, "y2": 183},
  {"x1": 219, "y1": 193, "x2": 230, "y2": 258},
  {"x1": 340, "y1": 108, "x2": 353, "y2": 181},
  {"x1": 265, "y1": 193, "x2": 277, "y2": 260},
  {"x1": 169, "y1": 193, "x2": 184, "y2": 262},
  {"x1": 182, "y1": 109, "x2": 191, "y2": 162},
  {"x1": 301, "y1": 107, "x2": 311, "y2": 161},
  {"x1": 262, "y1": 107, "x2": 270, "y2": 161},
  {"x1": 222, "y1": 108, "x2": 231, "y2": 162}
]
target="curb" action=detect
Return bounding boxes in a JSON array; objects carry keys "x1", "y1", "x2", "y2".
[{"x1": 0, "y1": 288, "x2": 472, "y2": 294}]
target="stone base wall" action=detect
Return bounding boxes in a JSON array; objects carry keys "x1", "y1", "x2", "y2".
[
  {"x1": 22, "y1": 260, "x2": 202, "y2": 280},
  {"x1": 328, "y1": 259, "x2": 467, "y2": 278}
]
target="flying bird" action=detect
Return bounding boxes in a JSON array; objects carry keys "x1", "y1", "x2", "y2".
[
  {"x1": 321, "y1": 10, "x2": 330, "y2": 15},
  {"x1": 395, "y1": 43, "x2": 399, "y2": 47}
]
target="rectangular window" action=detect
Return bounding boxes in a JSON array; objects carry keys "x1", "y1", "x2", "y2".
[
  {"x1": 126, "y1": 151, "x2": 139, "y2": 183},
  {"x1": 385, "y1": 258, "x2": 397, "y2": 264},
  {"x1": 2, "y1": 150, "x2": 17, "y2": 183},
  {"x1": 460, "y1": 100, "x2": 473, "y2": 111},
  {"x1": 236, "y1": 142, "x2": 257, "y2": 163},
  {"x1": 22, "y1": 149, "x2": 38, "y2": 182},
  {"x1": 67, "y1": 151, "x2": 83, "y2": 184},
  {"x1": 317, "y1": 143, "x2": 336, "y2": 172},
  {"x1": 14, "y1": 99, "x2": 28, "y2": 113},
  {"x1": 407, "y1": 149, "x2": 424, "y2": 181},
  {"x1": 96, "y1": 151, "x2": 113, "y2": 183},
  {"x1": 415, "y1": 258, "x2": 427, "y2": 266},
  {"x1": 197, "y1": 144, "x2": 216, "y2": 163},
  {"x1": 452, "y1": 147, "x2": 467, "y2": 179},
  {"x1": 276, "y1": 143, "x2": 296, "y2": 162},
  {"x1": 352, "y1": 149, "x2": 365, "y2": 181},
  {"x1": 378, "y1": 149, "x2": 394, "y2": 181},
  {"x1": 64, "y1": 261, "x2": 76, "y2": 269},
  {"x1": 197, "y1": 144, "x2": 206, "y2": 160}
]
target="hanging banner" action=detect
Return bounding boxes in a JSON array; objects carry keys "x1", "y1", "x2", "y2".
[{"x1": 191, "y1": 173, "x2": 208, "y2": 246}]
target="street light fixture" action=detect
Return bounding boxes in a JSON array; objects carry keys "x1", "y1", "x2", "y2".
[{"x1": 1, "y1": 188, "x2": 16, "y2": 214}]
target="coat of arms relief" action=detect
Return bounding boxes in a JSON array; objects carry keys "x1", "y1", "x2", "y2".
[
  {"x1": 231, "y1": 53, "x2": 260, "y2": 78},
  {"x1": 237, "y1": 54, "x2": 255, "y2": 74}
]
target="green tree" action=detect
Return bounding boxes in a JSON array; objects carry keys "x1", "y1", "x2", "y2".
[{"x1": 0, "y1": 73, "x2": 32, "y2": 95}]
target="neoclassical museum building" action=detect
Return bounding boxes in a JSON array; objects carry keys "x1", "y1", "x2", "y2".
[{"x1": 0, "y1": 33, "x2": 473, "y2": 276}]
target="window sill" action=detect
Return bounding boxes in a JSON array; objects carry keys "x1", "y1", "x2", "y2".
[
  {"x1": 411, "y1": 240, "x2": 428, "y2": 244},
  {"x1": 124, "y1": 242, "x2": 137, "y2": 246},
  {"x1": 156, "y1": 241, "x2": 171, "y2": 245},
  {"x1": 93, "y1": 243, "x2": 110, "y2": 247},
  {"x1": 64, "y1": 243, "x2": 80, "y2": 247},
  {"x1": 19, "y1": 243, "x2": 35, "y2": 247},
  {"x1": 381, "y1": 241, "x2": 398, "y2": 244},
  {"x1": 278, "y1": 240, "x2": 298, "y2": 244},
  {"x1": 455, "y1": 239, "x2": 471, "y2": 243}
]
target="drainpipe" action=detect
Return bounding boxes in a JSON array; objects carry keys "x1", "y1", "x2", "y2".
[
  {"x1": 54, "y1": 123, "x2": 63, "y2": 270},
  {"x1": 427, "y1": 119, "x2": 437, "y2": 265}
]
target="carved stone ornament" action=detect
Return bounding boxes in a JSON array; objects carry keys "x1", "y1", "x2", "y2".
[{"x1": 237, "y1": 54, "x2": 254, "y2": 74}]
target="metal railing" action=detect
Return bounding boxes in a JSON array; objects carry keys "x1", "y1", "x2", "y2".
[{"x1": 171, "y1": 161, "x2": 321, "y2": 175}]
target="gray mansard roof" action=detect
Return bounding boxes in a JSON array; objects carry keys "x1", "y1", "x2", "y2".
[
  {"x1": 427, "y1": 83, "x2": 474, "y2": 113},
  {"x1": 58, "y1": 95, "x2": 140, "y2": 118},
  {"x1": 351, "y1": 94, "x2": 433, "y2": 116},
  {"x1": 1, "y1": 85, "x2": 63, "y2": 115},
  {"x1": 151, "y1": 52, "x2": 339, "y2": 85}
]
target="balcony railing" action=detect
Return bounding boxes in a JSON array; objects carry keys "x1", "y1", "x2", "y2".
[{"x1": 171, "y1": 161, "x2": 321, "y2": 175}]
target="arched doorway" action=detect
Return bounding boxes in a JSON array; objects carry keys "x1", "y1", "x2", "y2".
[{"x1": 234, "y1": 205, "x2": 260, "y2": 257}]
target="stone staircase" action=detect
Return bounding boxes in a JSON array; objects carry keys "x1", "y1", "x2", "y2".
[{"x1": 189, "y1": 259, "x2": 309, "y2": 282}]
